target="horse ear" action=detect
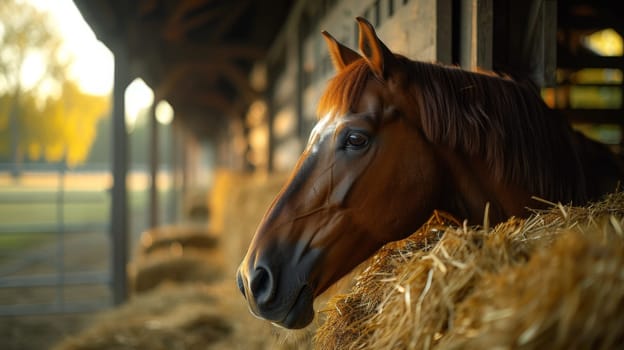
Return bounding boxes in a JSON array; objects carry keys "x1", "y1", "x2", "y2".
[
  {"x1": 356, "y1": 17, "x2": 394, "y2": 79},
  {"x1": 322, "y1": 31, "x2": 361, "y2": 71}
]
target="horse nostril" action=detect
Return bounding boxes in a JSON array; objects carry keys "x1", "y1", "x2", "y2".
[
  {"x1": 249, "y1": 265, "x2": 274, "y2": 304},
  {"x1": 236, "y1": 269, "x2": 246, "y2": 298}
]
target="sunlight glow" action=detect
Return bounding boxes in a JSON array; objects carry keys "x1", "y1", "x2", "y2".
[
  {"x1": 26, "y1": 0, "x2": 114, "y2": 95},
  {"x1": 155, "y1": 100, "x2": 174, "y2": 125},
  {"x1": 20, "y1": 51, "x2": 47, "y2": 91},
  {"x1": 125, "y1": 78, "x2": 154, "y2": 131}
]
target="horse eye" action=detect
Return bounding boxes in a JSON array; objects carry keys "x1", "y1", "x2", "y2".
[{"x1": 346, "y1": 132, "x2": 369, "y2": 149}]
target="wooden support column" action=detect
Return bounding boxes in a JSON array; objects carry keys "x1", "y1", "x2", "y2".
[
  {"x1": 460, "y1": 0, "x2": 493, "y2": 70},
  {"x1": 168, "y1": 120, "x2": 180, "y2": 223},
  {"x1": 265, "y1": 68, "x2": 276, "y2": 173},
  {"x1": 507, "y1": 0, "x2": 557, "y2": 86},
  {"x1": 436, "y1": 0, "x2": 453, "y2": 64},
  {"x1": 110, "y1": 44, "x2": 130, "y2": 305},
  {"x1": 148, "y1": 103, "x2": 159, "y2": 228}
]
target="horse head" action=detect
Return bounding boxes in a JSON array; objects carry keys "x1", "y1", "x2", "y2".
[{"x1": 237, "y1": 17, "x2": 448, "y2": 329}]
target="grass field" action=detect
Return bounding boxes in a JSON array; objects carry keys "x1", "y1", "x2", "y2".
[
  {"x1": 0, "y1": 189, "x2": 110, "y2": 261},
  {"x1": 0, "y1": 190, "x2": 110, "y2": 228},
  {"x1": 0, "y1": 171, "x2": 171, "y2": 255}
]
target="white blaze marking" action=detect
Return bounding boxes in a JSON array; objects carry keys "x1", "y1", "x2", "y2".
[{"x1": 306, "y1": 112, "x2": 336, "y2": 154}]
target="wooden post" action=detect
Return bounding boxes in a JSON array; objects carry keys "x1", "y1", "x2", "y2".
[
  {"x1": 436, "y1": 0, "x2": 453, "y2": 64},
  {"x1": 460, "y1": 0, "x2": 493, "y2": 70},
  {"x1": 510, "y1": 0, "x2": 557, "y2": 86},
  {"x1": 149, "y1": 103, "x2": 159, "y2": 228},
  {"x1": 265, "y1": 67, "x2": 276, "y2": 173},
  {"x1": 542, "y1": 0, "x2": 557, "y2": 87},
  {"x1": 168, "y1": 120, "x2": 180, "y2": 223},
  {"x1": 110, "y1": 44, "x2": 130, "y2": 305}
]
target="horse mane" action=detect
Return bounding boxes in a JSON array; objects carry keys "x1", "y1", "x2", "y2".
[
  {"x1": 318, "y1": 60, "x2": 372, "y2": 117},
  {"x1": 317, "y1": 58, "x2": 587, "y2": 203}
]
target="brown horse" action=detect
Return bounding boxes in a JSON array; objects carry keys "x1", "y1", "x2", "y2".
[{"x1": 237, "y1": 17, "x2": 624, "y2": 329}]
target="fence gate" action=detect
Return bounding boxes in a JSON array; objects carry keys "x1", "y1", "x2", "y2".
[{"x1": 0, "y1": 163, "x2": 112, "y2": 315}]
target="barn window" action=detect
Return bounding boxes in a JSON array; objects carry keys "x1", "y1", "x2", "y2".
[
  {"x1": 554, "y1": 5, "x2": 624, "y2": 147},
  {"x1": 583, "y1": 28, "x2": 623, "y2": 57}
]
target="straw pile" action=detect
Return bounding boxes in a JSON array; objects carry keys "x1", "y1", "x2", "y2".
[
  {"x1": 129, "y1": 225, "x2": 223, "y2": 294},
  {"x1": 55, "y1": 284, "x2": 230, "y2": 350},
  {"x1": 315, "y1": 193, "x2": 624, "y2": 349},
  {"x1": 215, "y1": 170, "x2": 289, "y2": 276},
  {"x1": 54, "y1": 281, "x2": 312, "y2": 350}
]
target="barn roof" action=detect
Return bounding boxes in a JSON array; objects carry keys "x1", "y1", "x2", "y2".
[{"x1": 74, "y1": 0, "x2": 294, "y2": 137}]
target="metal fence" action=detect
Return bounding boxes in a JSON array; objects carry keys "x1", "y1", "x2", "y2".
[{"x1": 0, "y1": 163, "x2": 112, "y2": 315}]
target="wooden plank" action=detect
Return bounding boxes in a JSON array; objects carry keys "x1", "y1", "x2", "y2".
[
  {"x1": 559, "y1": 16, "x2": 624, "y2": 31},
  {"x1": 559, "y1": 108, "x2": 624, "y2": 124},
  {"x1": 493, "y1": 0, "x2": 557, "y2": 86},
  {"x1": 149, "y1": 103, "x2": 159, "y2": 229},
  {"x1": 543, "y1": 0, "x2": 557, "y2": 86},
  {"x1": 459, "y1": 0, "x2": 493, "y2": 70},
  {"x1": 558, "y1": 54, "x2": 624, "y2": 69},
  {"x1": 436, "y1": 0, "x2": 453, "y2": 64},
  {"x1": 476, "y1": 0, "x2": 493, "y2": 70}
]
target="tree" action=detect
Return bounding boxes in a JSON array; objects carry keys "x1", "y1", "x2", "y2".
[
  {"x1": 41, "y1": 80, "x2": 109, "y2": 167},
  {"x1": 0, "y1": 0, "x2": 110, "y2": 174}
]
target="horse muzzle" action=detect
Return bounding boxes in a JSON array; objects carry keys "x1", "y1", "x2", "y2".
[{"x1": 236, "y1": 242, "x2": 322, "y2": 329}]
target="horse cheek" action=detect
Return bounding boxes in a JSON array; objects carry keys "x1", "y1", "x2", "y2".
[{"x1": 391, "y1": 136, "x2": 443, "y2": 236}]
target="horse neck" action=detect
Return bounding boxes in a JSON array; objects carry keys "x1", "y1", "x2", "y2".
[
  {"x1": 411, "y1": 62, "x2": 590, "y2": 206},
  {"x1": 436, "y1": 148, "x2": 537, "y2": 225}
]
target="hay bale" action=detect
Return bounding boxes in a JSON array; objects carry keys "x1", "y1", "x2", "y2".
[
  {"x1": 209, "y1": 169, "x2": 249, "y2": 235},
  {"x1": 184, "y1": 189, "x2": 211, "y2": 222},
  {"x1": 132, "y1": 256, "x2": 223, "y2": 293},
  {"x1": 137, "y1": 225, "x2": 218, "y2": 258},
  {"x1": 54, "y1": 284, "x2": 230, "y2": 350},
  {"x1": 129, "y1": 225, "x2": 224, "y2": 294},
  {"x1": 54, "y1": 282, "x2": 312, "y2": 350},
  {"x1": 315, "y1": 193, "x2": 624, "y2": 349},
  {"x1": 214, "y1": 170, "x2": 289, "y2": 276}
]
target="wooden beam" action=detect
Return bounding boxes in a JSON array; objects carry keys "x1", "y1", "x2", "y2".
[
  {"x1": 559, "y1": 15, "x2": 624, "y2": 31},
  {"x1": 138, "y1": 0, "x2": 159, "y2": 17},
  {"x1": 560, "y1": 109, "x2": 624, "y2": 124},
  {"x1": 558, "y1": 54, "x2": 624, "y2": 69},
  {"x1": 164, "y1": 43, "x2": 265, "y2": 63},
  {"x1": 168, "y1": 90, "x2": 237, "y2": 117},
  {"x1": 164, "y1": 0, "x2": 221, "y2": 41},
  {"x1": 155, "y1": 62, "x2": 257, "y2": 104},
  {"x1": 459, "y1": 0, "x2": 493, "y2": 70},
  {"x1": 168, "y1": 0, "x2": 213, "y2": 23},
  {"x1": 207, "y1": 0, "x2": 251, "y2": 41}
]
